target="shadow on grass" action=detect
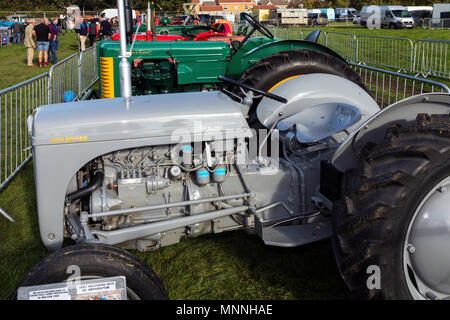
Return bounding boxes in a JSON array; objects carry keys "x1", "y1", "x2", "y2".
[{"x1": 136, "y1": 230, "x2": 347, "y2": 300}]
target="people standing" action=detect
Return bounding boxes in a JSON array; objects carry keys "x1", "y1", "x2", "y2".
[
  {"x1": 24, "y1": 19, "x2": 36, "y2": 67},
  {"x1": 111, "y1": 17, "x2": 119, "y2": 34},
  {"x1": 12, "y1": 19, "x2": 21, "y2": 44},
  {"x1": 68, "y1": 15, "x2": 74, "y2": 32},
  {"x1": 48, "y1": 18, "x2": 59, "y2": 64},
  {"x1": 76, "y1": 18, "x2": 88, "y2": 51},
  {"x1": 34, "y1": 18, "x2": 51, "y2": 67},
  {"x1": 88, "y1": 19, "x2": 98, "y2": 47},
  {"x1": 57, "y1": 15, "x2": 64, "y2": 35},
  {"x1": 99, "y1": 17, "x2": 111, "y2": 40}
]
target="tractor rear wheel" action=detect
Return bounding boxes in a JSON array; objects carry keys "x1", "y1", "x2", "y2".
[
  {"x1": 239, "y1": 49, "x2": 368, "y2": 126},
  {"x1": 332, "y1": 113, "x2": 450, "y2": 299}
]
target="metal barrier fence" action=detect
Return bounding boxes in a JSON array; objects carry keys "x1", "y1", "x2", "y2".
[
  {"x1": 269, "y1": 27, "x2": 449, "y2": 79},
  {"x1": 48, "y1": 46, "x2": 98, "y2": 104},
  {"x1": 350, "y1": 63, "x2": 450, "y2": 109},
  {"x1": 79, "y1": 47, "x2": 98, "y2": 96},
  {"x1": 422, "y1": 18, "x2": 450, "y2": 29},
  {"x1": 0, "y1": 73, "x2": 48, "y2": 190},
  {"x1": 355, "y1": 35, "x2": 414, "y2": 73},
  {"x1": 325, "y1": 32, "x2": 357, "y2": 61},
  {"x1": 0, "y1": 48, "x2": 98, "y2": 191},
  {"x1": 414, "y1": 39, "x2": 450, "y2": 80},
  {"x1": 48, "y1": 53, "x2": 79, "y2": 104}
]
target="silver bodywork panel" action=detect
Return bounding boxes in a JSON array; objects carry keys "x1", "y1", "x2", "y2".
[
  {"x1": 256, "y1": 73, "x2": 380, "y2": 142},
  {"x1": 31, "y1": 91, "x2": 249, "y2": 146}
]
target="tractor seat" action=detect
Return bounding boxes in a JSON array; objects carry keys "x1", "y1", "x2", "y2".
[{"x1": 277, "y1": 103, "x2": 362, "y2": 144}]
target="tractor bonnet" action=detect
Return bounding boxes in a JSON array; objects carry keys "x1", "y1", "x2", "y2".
[{"x1": 29, "y1": 91, "x2": 250, "y2": 146}]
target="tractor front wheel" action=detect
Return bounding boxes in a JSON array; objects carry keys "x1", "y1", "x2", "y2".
[
  {"x1": 332, "y1": 113, "x2": 450, "y2": 299},
  {"x1": 239, "y1": 49, "x2": 368, "y2": 126},
  {"x1": 12, "y1": 243, "x2": 168, "y2": 300}
]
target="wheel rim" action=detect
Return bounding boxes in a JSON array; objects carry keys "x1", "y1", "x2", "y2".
[{"x1": 403, "y1": 176, "x2": 450, "y2": 300}]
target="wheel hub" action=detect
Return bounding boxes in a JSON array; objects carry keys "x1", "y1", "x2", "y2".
[{"x1": 404, "y1": 176, "x2": 450, "y2": 298}]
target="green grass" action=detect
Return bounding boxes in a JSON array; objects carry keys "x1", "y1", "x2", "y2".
[{"x1": 0, "y1": 32, "x2": 81, "y2": 90}]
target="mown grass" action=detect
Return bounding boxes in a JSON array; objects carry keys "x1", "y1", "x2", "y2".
[
  {"x1": 0, "y1": 25, "x2": 448, "y2": 300},
  {"x1": 0, "y1": 31, "x2": 81, "y2": 90}
]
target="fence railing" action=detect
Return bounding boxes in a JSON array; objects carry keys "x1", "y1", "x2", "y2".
[
  {"x1": 0, "y1": 47, "x2": 98, "y2": 191},
  {"x1": 413, "y1": 39, "x2": 450, "y2": 80},
  {"x1": 422, "y1": 18, "x2": 450, "y2": 29},
  {"x1": 48, "y1": 53, "x2": 79, "y2": 104},
  {"x1": 0, "y1": 73, "x2": 48, "y2": 190},
  {"x1": 325, "y1": 32, "x2": 357, "y2": 61},
  {"x1": 269, "y1": 27, "x2": 450, "y2": 80},
  {"x1": 356, "y1": 35, "x2": 414, "y2": 73},
  {"x1": 350, "y1": 63, "x2": 450, "y2": 109}
]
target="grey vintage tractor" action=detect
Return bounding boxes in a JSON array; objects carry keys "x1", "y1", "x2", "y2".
[
  {"x1": 20, "y1": 71, "x2": 450, "y2": 300},
  {"x1": 15, "y1": 1, "x2": 450, "y2": 301}
]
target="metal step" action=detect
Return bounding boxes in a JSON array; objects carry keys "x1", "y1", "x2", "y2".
[{"x1": 260, "y1": 221, "x2": 332, "y2": 247}]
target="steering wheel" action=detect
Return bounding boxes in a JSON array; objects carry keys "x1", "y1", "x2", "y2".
[
  {"x1": 241, "y1": 12, "x2": 273, "y2": 39},
  {"x1": 218, "y1": 76, "x2": 287, "y2": 104},
  {"x1": 181, "y1": 25, "x2": 222, "y2": 39},
  {"x1": 159, "y1": 28, "x2": 169, "y2": 35}
]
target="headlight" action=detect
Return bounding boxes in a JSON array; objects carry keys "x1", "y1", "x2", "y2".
[{"x1": 26, "y1": 109, "x2": 37, "y2": 137}]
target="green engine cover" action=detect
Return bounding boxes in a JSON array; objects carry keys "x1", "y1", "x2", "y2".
[
  {"x1": 97, "y1": 36, "x2": 346, "y2": 98},
  {"x1": 97, "y1": 40, "x2": 230, "y2": 97}
]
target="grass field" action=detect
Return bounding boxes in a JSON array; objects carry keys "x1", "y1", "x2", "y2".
[
  {"x1": 0, "y1": 25, "x2": 448, "y2": 300},
  {"x1": 0, "y1": 32, "x2": 81, "y2": 90}
]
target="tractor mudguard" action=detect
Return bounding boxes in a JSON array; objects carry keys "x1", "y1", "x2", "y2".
[
  {"x1": 332, "y1": 93, "x2": 450, "y2": 172},
  {"x1": 227, "y1": 39, "x2": 347, "y2": 79},
  {"x1": 28, "y1": 92, "x2": 250, "y2": 251}
]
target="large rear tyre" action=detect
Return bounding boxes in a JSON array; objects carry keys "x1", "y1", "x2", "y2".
[
  {"x1": 239, "y1": 49, "x2": 368, "y2": 125},
  {"x1": 332, "y1": 113, "x2": 450, "y2": 299},
  {"x1": 12, "y1": 243, "x2": 168, "y2": 300}
]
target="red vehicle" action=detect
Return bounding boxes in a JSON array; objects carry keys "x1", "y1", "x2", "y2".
[{"x1": 111, "y1": 20, "x2": 244, "y2": 44}]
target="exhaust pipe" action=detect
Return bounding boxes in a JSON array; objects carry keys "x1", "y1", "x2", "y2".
[{"x1": 117, "y1": 0, "x2": 132, "y2": 98}]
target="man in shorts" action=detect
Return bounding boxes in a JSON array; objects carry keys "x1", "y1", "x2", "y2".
[{"x1": 34, "y1": 18, "x2": 51, "y2": 67}]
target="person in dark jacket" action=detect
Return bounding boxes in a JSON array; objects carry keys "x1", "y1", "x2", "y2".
[
  {"x1": 48, "y1": 18, "x2": 59, "y2": 64},
  {"x1": 99, "y1": 18, "x2": 111, "y2": 40},
  {"x1": 12, "y1": 20, "x2": 21, "y2": 44},
  {"x1": 88, "y1": 19, "x2": 98, "y2": 46},
  {"x1": 75, "y1": 17, "x2": 88, "y2": 51},
  {"x1": 34, "y1": 18, "x2": 51, "y2": 67}
]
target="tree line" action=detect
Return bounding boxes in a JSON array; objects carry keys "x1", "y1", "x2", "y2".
[{"x1": 0, "y1": 0, "x2": 449, "y2": 12}]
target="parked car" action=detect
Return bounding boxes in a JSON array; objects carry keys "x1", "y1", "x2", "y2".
[
  {"x1": 5, "y1": 14, "x2": 27, "y2": 22},
  {"x1": 308, "y1": 13, "x2": 328, "y2": 26}
]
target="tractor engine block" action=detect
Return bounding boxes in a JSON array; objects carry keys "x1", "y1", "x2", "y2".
[
  {"x1": 65, "y1": 141, "x2": 301, "y2": 252},
  {"x1": 132, "y1": 59, "x2": 176, "y2": 95}
]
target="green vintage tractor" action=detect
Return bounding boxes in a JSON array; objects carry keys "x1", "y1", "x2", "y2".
[{"x1": 98, "y1": 13, "x2": 365, "y2": 120}]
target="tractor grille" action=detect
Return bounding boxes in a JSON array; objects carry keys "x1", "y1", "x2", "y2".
[{"x1": 100, "y1": 57, "x2": 115, "y2": 99}]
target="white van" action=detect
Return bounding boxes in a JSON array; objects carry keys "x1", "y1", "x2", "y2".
[
  {"x1": 360, "y1": 5, "x2": 414, "y2": 29},
  {"x1": 100, "y1": 9, "x2": 137, "y2": 20},
  {"x1": 433, "y1": 3, "x2": 450, "y2": 19}
]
